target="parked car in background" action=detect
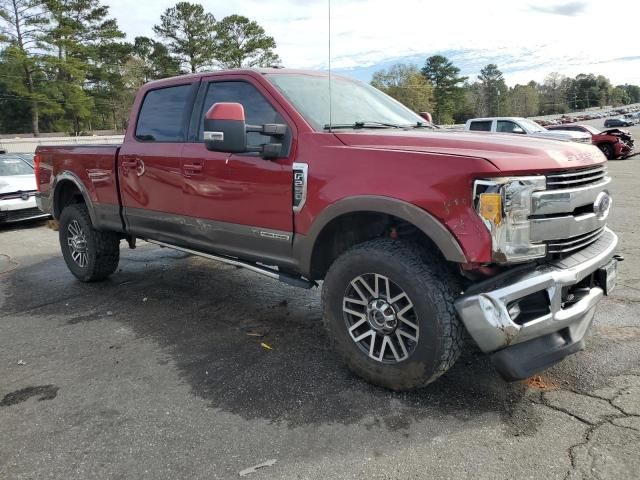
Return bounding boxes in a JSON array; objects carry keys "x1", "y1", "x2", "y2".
[
  {"x1": 605, "y1": 118, "x2": 634, "y2": 128},
  {"x1": 464, "y1": 117, "x2": 592, "y2": 143},
  {"x1": 547, "y1": 124, "x2": 634, "y2": 159},
  {"x1": 0, "y1": 154, "x2": 50, "y2": 224}
]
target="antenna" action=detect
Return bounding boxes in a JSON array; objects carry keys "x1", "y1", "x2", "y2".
[{"x1": 328, "y1": 0, "x2": 332, "y2": 131}]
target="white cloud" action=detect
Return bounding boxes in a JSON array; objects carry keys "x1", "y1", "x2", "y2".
[{"x1": 104, "y1": 0, "x2": 640, "y2": 85}]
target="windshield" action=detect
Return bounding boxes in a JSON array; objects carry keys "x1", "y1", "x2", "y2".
[
  {"x1": 0, "y1": 156, "x2": 33, "y2": 176},
  {"x1": 582, "y1": 125, "x2": 600, "y2": 135},
  {"x1": 519, "y1": 118, "x2": 546, "y2": 133},
  {"x1": 266, "y1": 74, "x2": 426, "y2": 130}
]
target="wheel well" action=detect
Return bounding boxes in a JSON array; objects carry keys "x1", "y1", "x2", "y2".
[
  {"x1": 53, "y1": 180, "x2": 85, "y2": 219},
  {"x1": 309, "y1": 212, "x2": 443, "y2": 280}
]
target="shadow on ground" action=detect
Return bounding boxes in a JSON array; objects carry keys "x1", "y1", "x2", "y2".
[{"x1": 3, "y1": 245, "x2": 536, "y2": 430}]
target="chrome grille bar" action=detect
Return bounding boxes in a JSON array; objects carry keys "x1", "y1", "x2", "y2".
[{"x1": 546, "y1": 165, "x2": 608, "y2": 190}]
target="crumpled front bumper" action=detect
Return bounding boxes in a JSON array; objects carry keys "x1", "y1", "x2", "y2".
[{"x1": 455, "y1": 228, "x2": 618, "y2": 380}]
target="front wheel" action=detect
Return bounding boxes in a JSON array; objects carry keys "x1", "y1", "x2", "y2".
[
  {"x1": 598, "y1": 143, "x2": 614, "y2": 160},
  {"x1": 322, "y1": 239, "x2": 463, "y2": 391},
  {"x1": 59, "y1": 203, "x2": 120, "y2": 282}
]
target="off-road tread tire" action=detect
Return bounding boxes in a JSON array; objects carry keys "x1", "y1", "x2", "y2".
[
  {"x1": 322, "y1": 238, "x2": 464, "y2": 391},
  {"x1": 59, "y1": 203, "x2": 120, "y2": 282}
]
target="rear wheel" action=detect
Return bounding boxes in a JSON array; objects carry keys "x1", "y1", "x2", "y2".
[
  {"x1": 322, "y1": 239, "x2": 463, "y2": 390},
  {"x1": 598, "y1": 143, "x2": 615, "y2": 160},
  {"x1": 59, "y1": 204, "x2": 120, "y2": 282}
]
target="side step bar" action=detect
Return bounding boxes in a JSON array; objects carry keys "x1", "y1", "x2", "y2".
[{"x1": 145, "y1": 239, "x2": 317, "y2": 289}]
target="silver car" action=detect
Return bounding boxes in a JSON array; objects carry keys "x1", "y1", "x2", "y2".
[{"x1": 0, "y1": 154, "x2": 49, "y2": 223}]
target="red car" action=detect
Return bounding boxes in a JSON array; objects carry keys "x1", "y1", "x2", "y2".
[
  {"x1": 33, "y1": 69, "x2": 619, "y2": 389},
  {"x1": 547, "y1": 124, "x2": 634, "y2": 159}
]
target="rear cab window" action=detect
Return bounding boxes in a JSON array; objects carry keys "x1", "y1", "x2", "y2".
[
  {"x1": 469, "y1": 121, "x2": 492, "y2": 131},
  {"x1": 136, "y1": 84, "x2": 194, "y2": 142}
]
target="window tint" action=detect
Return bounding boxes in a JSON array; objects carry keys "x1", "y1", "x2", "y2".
[
  {"x1": 199, "y1": 81, "x2": 283, "y2": 145},
  {"x1": 136, "y1": 84, "x2": 192, "y2": 142},
  {"x1": 497, "y1": 120, "x2": 521, "y2": 133},
  {"x1": 469, "y1": 121, "x2": 492, "y2": 131}
]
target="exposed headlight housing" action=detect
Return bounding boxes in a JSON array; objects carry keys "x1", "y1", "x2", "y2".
[{"x1": 473, "y1": 176, "x2": 547, "y2": 263}]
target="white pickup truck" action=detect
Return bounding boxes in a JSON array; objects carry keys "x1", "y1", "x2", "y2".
[{"x1": 465, "y1": 117, "x2": 592, "y2": 143}]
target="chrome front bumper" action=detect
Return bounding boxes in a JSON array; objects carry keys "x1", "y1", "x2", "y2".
[{"x1": 455, "y1": 229, "x2": 618, "y2": 368}]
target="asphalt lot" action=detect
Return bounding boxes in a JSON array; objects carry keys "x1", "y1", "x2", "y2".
[{"x1": 1, "y1": 139, "x2": 639, "y2": 479}]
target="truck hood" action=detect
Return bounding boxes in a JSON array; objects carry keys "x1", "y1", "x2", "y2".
[
  {"x1": 333, "y1": 129, "x2": 605, "y2": 172},
  {"x1": 0, "y1": 174, "x2": 37, "y2": 195},
  {"x1": 529, "y1": 130, "x2": 591, "y2": 141}
]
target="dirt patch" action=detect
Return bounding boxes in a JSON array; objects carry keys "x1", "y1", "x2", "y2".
[{"x1": 525, "y1": 375, "x2": 560, "y2": 391}]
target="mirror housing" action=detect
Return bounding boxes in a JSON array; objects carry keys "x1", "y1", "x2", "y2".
[
  {"x1": 419, "y1": 112, "x2": 433, "y2": 123},
  {"x1": 204, "y1": 103, "x2": 247, "y2": 154},
  {"x1": 512, "y1": 127, "x2": 525, "y2": 134},
  {"x1": 204, "y1": 102, "x2": 288, "y2": 160}
]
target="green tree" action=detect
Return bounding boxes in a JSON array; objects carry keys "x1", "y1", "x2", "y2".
[
  {"x1": 540, "y1": 72, "x2": 568, "y2": 114},
  {"x1": 44, "y1": 0, "x2": 126, "y2": 133},
  {"x1": 0, "y1": 0, "x2": 49, "y2": 135},
  {"x1": 420, "y1": 55, "x2": 466, "y2": 124},
  {"x1": 371, "y1": 63, "x2": 433, "y2": 114},
  {"x1": 623, "y1": 84, "x2": 640, "y2": 104},
  {"x1": 153, "y1": 2, "x2": 216, "y2": 73},
  {"x1": 214, "y1": 14, "x2": 279, "y2": 69},
  {"x1": 477, "y1": 63, "x2": 507, "y2": 116},
  {"x1": 132, "y1": 36, "x2": 181, "y2": 82},
  {"x1": 506, "y1": 83, "x2": 540, "y2": 117}
]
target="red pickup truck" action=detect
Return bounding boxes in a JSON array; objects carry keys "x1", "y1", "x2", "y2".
[{"x1": 34, "y1": 69, "x2": 620, "y2": 390}]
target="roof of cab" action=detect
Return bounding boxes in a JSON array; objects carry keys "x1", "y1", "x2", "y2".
[{"x1": 143, "y1": 68, "x2": 333, "y2": 89}]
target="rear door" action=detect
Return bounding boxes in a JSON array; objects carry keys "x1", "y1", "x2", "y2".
[
  {"x1": 179, "y1": 74, "x2": 295, "y2": 265},
  {"x1": 118, "y1": 81, "x2": 198, "y2": 240}
]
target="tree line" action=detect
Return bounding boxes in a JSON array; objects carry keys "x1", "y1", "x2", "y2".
[
  {"x1": 0, "y1": 0, "x2": 280, "y2": 135},
  {"x1": 371, "y1": 56, "x2": 640, "y2": 124}
]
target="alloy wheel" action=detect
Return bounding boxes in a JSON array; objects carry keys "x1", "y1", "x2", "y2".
[
  {"x1": 342, "y1": 273, "x2": 419, "y2": 364},
  {"x1": 67, "y1": 220, "x2": 88, "y2": 268}
]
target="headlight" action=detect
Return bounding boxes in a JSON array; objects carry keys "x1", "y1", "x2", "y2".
[{"x1": 473, "y1": 176, "x2": 547, "y2": 263}]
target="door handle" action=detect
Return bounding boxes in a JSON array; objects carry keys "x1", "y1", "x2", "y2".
[
  {"x1": 183, "y1": 162, "x2": 203, "y2": 174},
  {"x1": 121, "y1": 158, "x2": 145, "y2": 176},
  {"x1": 121, "y1": 159, "x2": 138, "y2": 168}
]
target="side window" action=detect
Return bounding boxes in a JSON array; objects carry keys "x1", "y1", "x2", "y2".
[
  {"x1": 497, "y1": 120, "x2": 522, "y2": 133},
  {"x1": 469, "y1": 121, "x2": 492, "y2": 131},
  {"x1": 136, "y1": 84, "x2": 193, "y2": 142},
  {"x1": 199, "y1": 81, "x2": 284, "y2": 145}
]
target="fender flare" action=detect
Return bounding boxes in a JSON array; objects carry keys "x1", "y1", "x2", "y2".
[
  {"x1": 293, "y1": 195, "x2": 467, "y2": 277},
  {"x1": 51, "y1": 171, "x2": 97, "y2": 224}
]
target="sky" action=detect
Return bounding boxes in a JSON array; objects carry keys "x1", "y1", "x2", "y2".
[{"x1": 104, "y1": 0, "x2": 640, "y2": 86}]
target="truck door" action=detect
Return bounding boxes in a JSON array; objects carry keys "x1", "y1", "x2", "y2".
[
  {"x1": 179, "y1": 76, "x2": 295, "y2": 266},
  {"x1": 118, "y1": 81, "x2": 198, "y2": 241}
]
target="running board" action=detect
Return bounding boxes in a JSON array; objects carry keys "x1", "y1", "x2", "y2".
[{"x1": 145, "y1": 239, "x2": 316, "y2": 289}]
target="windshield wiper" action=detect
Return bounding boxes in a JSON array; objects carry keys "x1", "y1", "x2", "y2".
[{"x1": 323, "y1": 121, "x2": 403, "y2": 130}]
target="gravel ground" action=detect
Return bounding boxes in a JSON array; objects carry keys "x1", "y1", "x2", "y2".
[{"x1": 0, "y1": 153, "x2": 639, "y2": 479}]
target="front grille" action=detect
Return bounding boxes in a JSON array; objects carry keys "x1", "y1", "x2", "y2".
[
  {"x1": 0, "y1": 207, "x2": 47, "y2": 223},
  {"x1": 547, "y1": 227, "x2": 606, "y2": 254},
  {"x1": 546, "y1": 165, "x2": 608, "y2": 190},
  {"x1": 0, "y1": 190, "x2": 36, "y2": 201}
]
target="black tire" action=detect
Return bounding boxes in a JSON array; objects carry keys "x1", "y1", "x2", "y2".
[
  {"x1": 322, "y1": 239, "x2": 463, "y2": 391},
  {"x1": 598, "y1": 143, "x2": 614, "y2": 160},
  {"x1": 59, "y1": 203, "x2": 120, "y2": 282}
]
